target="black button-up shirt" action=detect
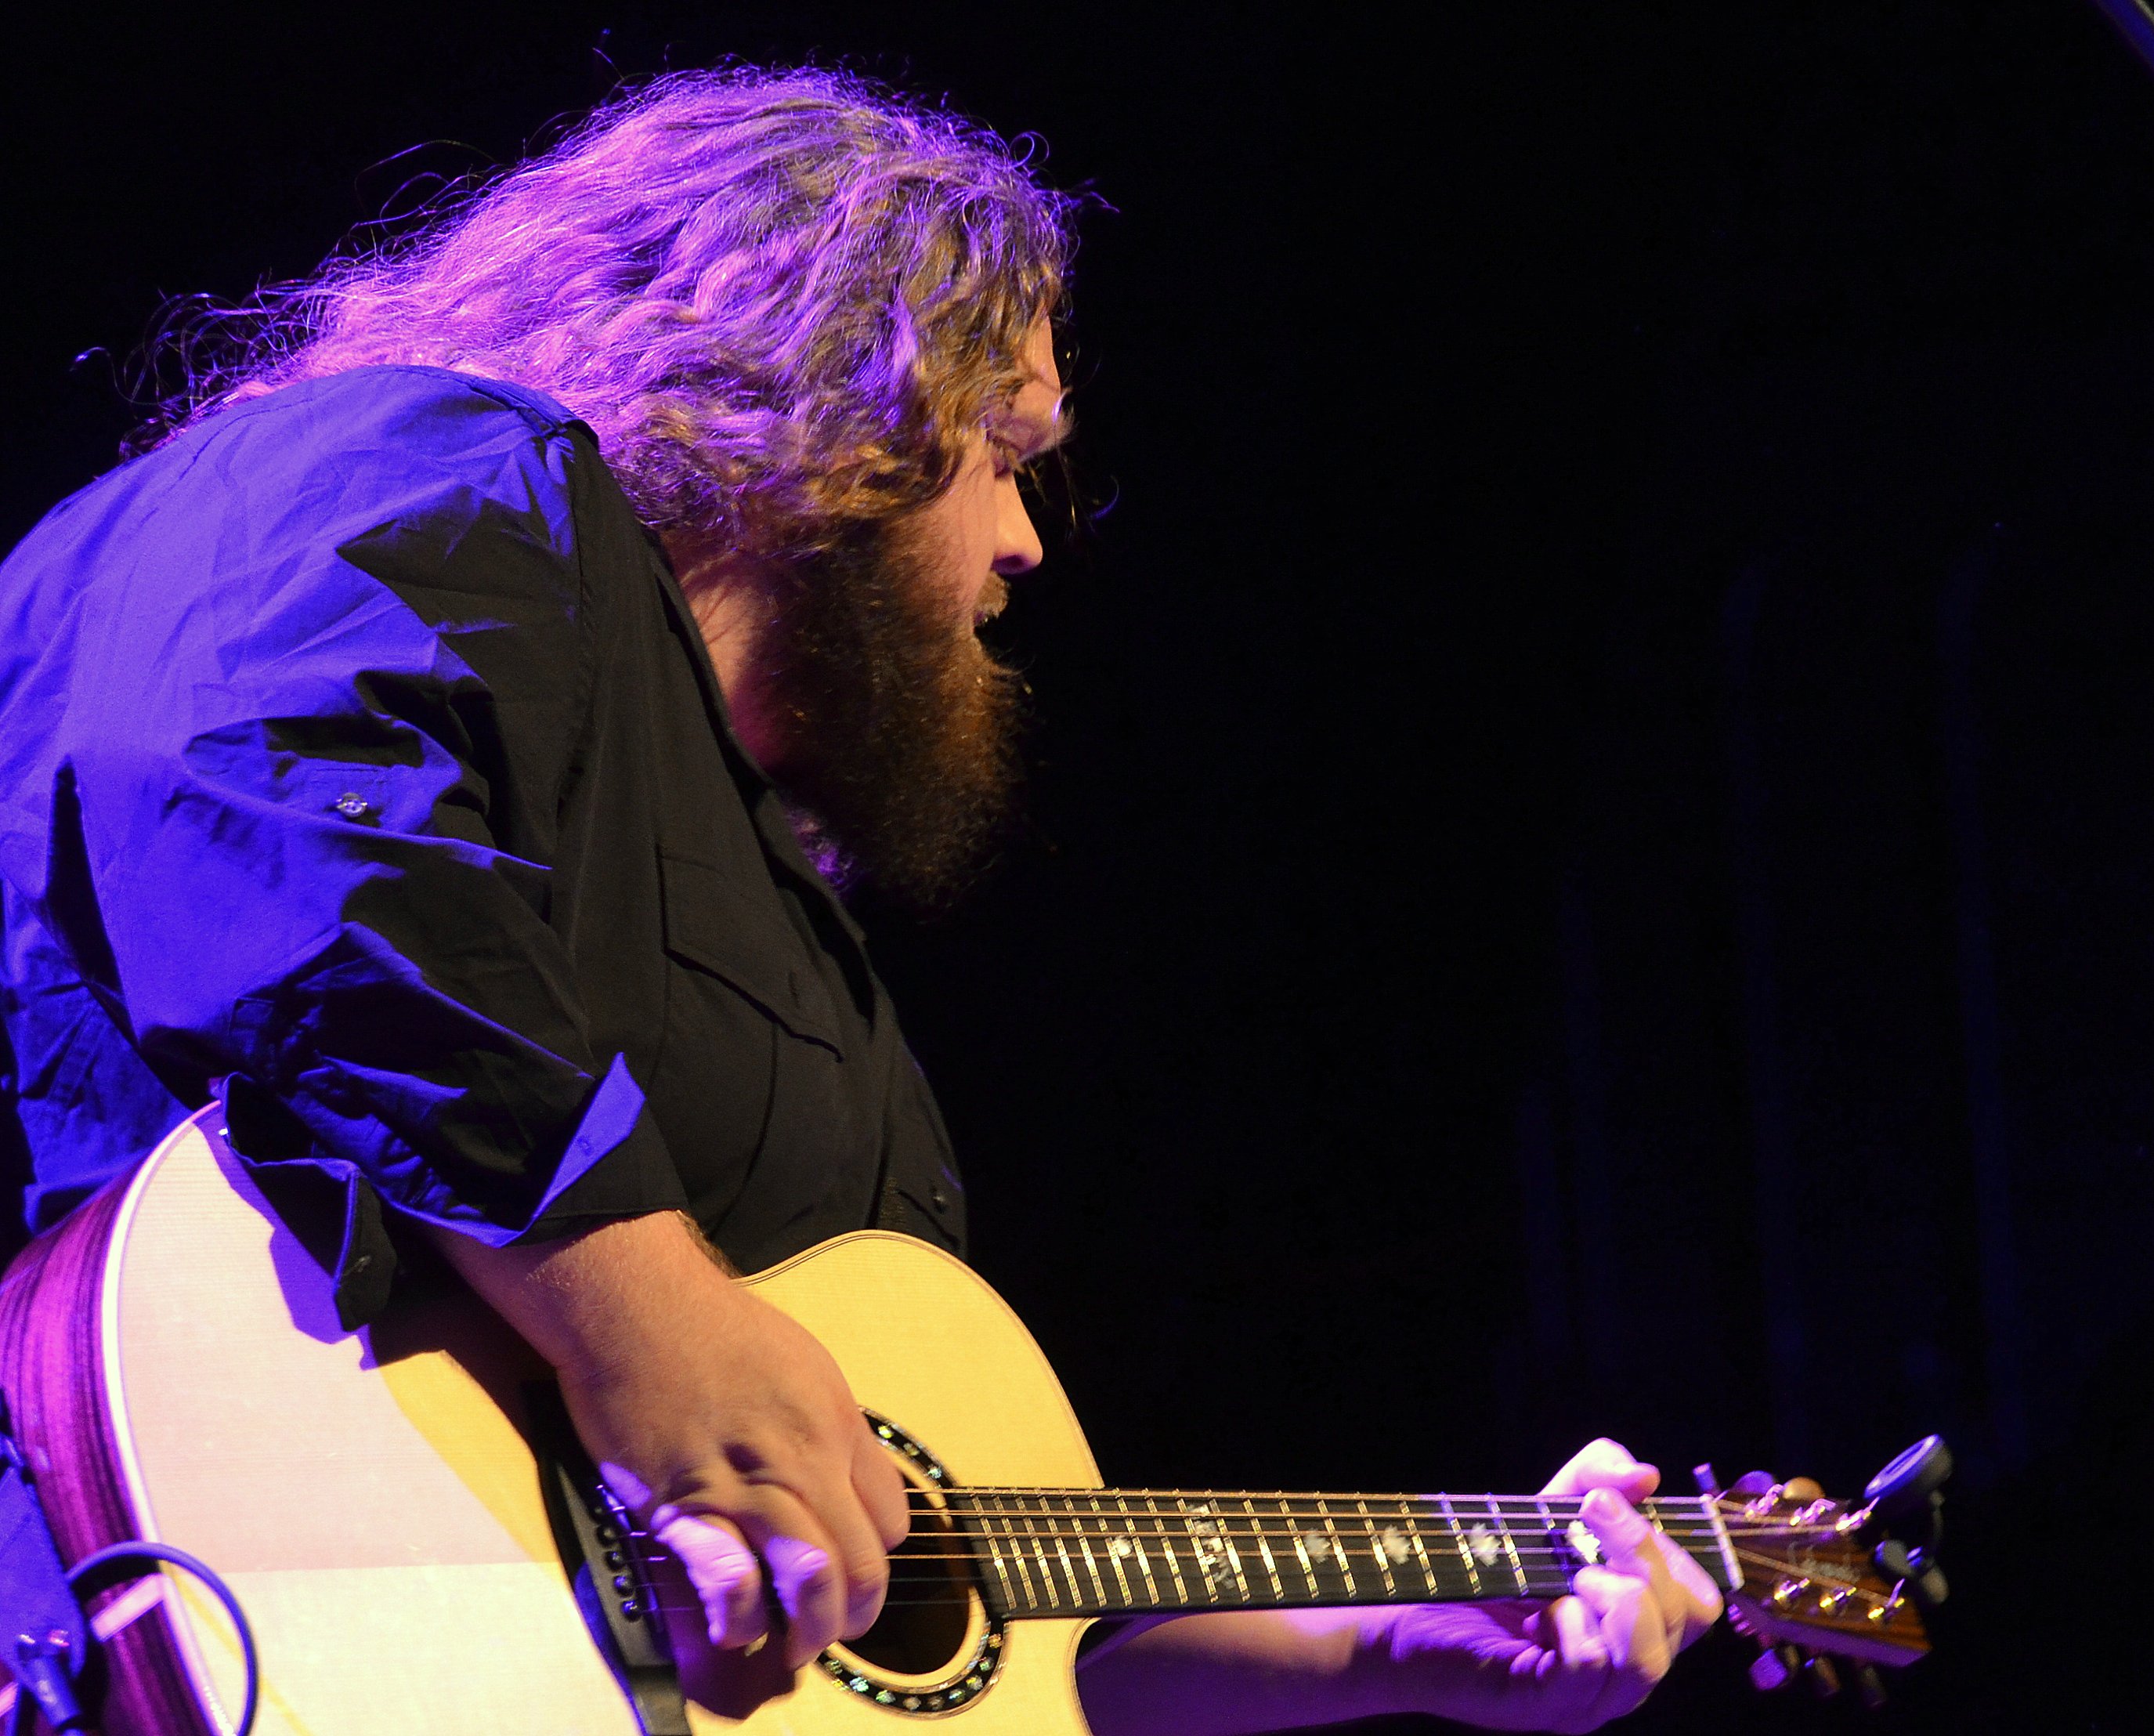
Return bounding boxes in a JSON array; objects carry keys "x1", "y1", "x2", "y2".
[{"x1": 0, "y1": 367, "x2": 966, "y2": 1323}]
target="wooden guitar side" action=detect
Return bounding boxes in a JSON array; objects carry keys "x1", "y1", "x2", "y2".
[{"x1": 0, "y1": 1111, "x2": 1102, "y2": 1734}]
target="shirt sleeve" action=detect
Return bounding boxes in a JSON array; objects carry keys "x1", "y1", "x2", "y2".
[{"x1": 48, "y1": 374, "x2": 688, "y2": 1326}]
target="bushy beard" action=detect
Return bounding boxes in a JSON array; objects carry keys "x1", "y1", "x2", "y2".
[{"x1": 758, "y1": 523, "x2": 1026, "y2": 913}]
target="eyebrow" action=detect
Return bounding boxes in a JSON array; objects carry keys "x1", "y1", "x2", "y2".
[{"x1": 998, "y1": 392, "x2": 1072, "y2": 461}]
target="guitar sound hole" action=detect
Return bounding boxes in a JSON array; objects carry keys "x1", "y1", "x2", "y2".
[{"x1": 844, "y1": 1499, "x2": 975, "y2": 1676}]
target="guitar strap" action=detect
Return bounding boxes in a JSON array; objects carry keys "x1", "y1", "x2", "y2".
[{"x1": 0, "y1": 1398, "x2": 91, "y2": 1730}]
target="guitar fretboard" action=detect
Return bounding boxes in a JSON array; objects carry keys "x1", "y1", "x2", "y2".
[{"x1": 929, "y1": 1490, "x2": 1740, "y2": 1619}]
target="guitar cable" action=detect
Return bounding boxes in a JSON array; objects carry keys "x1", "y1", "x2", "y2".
[{"x1": 6, "y1": 1543, "x2": 258, "y2": 1736}]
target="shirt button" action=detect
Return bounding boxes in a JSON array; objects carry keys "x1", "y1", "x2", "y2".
[
  {"x1": 333, "y1": 792, "x2": 374, "y2": 819},
  {"x1": 930, "y1": 1187, "x2": 948, "y2": 1212}
]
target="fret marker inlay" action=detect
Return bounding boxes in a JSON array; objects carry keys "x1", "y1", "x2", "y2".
[
  {"x1": 1566, "y1": 1519, "x2": 1602, "y2": 1566},
  {"x1": 1185, "y1": 1506, "x2": 1229, "y2": 1583},
  {"x1": 1466, "y1": 1524, "x2": 1502, "y2": 1568}
]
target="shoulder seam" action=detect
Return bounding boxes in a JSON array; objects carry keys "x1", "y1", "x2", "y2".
[{"x1": 210, "y1": 364, "x2": 581, "y2": 443}]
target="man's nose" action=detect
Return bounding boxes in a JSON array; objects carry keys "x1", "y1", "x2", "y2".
[{"x1": 993, "y1": 481, "x2": 1044, "y2": 575}]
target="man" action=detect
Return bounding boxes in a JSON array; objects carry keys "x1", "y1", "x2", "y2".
[{"x1": 0, "y1": 67, "x2": 1719, "y2": 1731}]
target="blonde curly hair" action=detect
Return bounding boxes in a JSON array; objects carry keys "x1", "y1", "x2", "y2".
[{"x1": 183, "y1": 66, "x2": 1075, "y2": 555}]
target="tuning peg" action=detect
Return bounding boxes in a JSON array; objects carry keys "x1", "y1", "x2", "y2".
[
  {"x1": 1854, "y1": 1664, "x2": 1887, "y2": 1709},
  {"x1": 1804, "y1": 1654, "x2": 1841, "y2": 1698},
  {"x1": 1872, "y1": 1539, "x2": 1949, "y2": 1609},
  {"x1": 1863, "y1": 1435, "x2": 1953, "y2": 1521},
  {"x1": 1749, "y1": 1644, "x2": 1801, "y2": 1691}
]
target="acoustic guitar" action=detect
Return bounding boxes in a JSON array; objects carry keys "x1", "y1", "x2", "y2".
[{"x1": 0, "y1": 1109, "x2": 1935, "y2": 1734}]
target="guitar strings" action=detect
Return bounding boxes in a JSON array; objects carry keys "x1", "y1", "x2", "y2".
[
  {"x1": 617, "y1": 1528, "x2": 1853, "y2": 1618},
  {"x1": 907, "y1": 1508, "x2": 1827, "y2": 1539},
  {"x1": 623, "y1": 1536, "x2": 1757, "y2": 1570},
  {"x1": 623, "y1": 1543, "x2": 1865, "y2": 1618},
  {"x1": 939, "y1": 1499, "x2": 1732, "y2": 1507},
  {"x1": 932, "y1": 1490, "x2": 1839, "y2": 1525}
]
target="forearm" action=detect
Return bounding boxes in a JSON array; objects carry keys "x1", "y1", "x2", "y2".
[
  {"x1": 424, "y1": 1209, "x2": 736, "y2": 1380},
  {"x1": 1076, "y1": 1610, "x2": 1397, "y2": 1736},
  {"x1": 428, "y1": 1209, "x2": 907, "y2": 1670}
]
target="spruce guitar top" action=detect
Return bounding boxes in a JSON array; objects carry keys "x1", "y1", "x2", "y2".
[{"x1": 0, "y1": 1110, "x2": 1941, "y2": 1734}]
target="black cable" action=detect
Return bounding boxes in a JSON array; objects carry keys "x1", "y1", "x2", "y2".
[{"x1": 51, "y1": 1543, "x2": 260, "y2": 1736}]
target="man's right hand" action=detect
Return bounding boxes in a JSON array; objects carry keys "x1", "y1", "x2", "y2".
[{"x1": 426, "y1": 1211, "x2": 908, "y2": 1669}]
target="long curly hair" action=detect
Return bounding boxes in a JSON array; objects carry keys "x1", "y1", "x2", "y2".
[{"x1": 168, "y1": 67, "x2": 1075, "y2": 555}]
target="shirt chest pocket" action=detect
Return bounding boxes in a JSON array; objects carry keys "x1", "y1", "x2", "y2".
[{"x1": 652, "y1": 850, "x2": 859, "y2": 1238}]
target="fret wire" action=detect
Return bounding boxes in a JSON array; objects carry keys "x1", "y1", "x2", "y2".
[
  {"x1": 1437, "y1": 1494, "x2": 1480, "y2": 1596},
  {"x1": 1357, "y1": 1498, "x2": 1396, "y2": 1599},
  {"x1": 1205, "y1": 1501, "x2": 1245, "y2": 1605},
  {"x1": 1404, "y1": 1495, "x2": 1437, "y2": 1598},
  {"x1": 1035, "y1": 1506, "x2": 1069, "y2": 1609},
  {"x1": 1534, "y1": 1499, "x2": 1568, "y2": 1593},
  {"x1": 1400, "y1": 1494, "x2": 1440, "y2": 1597},
  {"x1": 1189, "y1": 1499, "x2": 1216, "y2": 1607},
  {"x1": 1091, "y1": 1493, "x2": 1133, "y2": 1609},
  {"x1": 1321, "y1": 1497, "x2": 1357, "y2": 1597},
  {"x1": 1057, "y1": 1506, "x2": 1086, "y2": 1609},
  {"x1": 1004, "y1": 1507, "x2": 1044, "y2": 1612},
  {"x1": 1070, "y1": 1495, "x2": 1108, "y2": 1608},
  {"x1": 1286, "y1": 1504, "x2": 1321, "y2": 1597},
  {"x1": 1046, "y1": 1501, "x2": 1080, "y2": 1608},
  {"x1": 1152, "y1": 1495, "x2": 1191, "y2": 1608},
  {"x1": 1129, "y1": 1495, "x2": 1164, "y2": 1608},
  {"x1": 981, "y1": 1506, "x2": 1017, "y2": 1613},
  {"x1": 1235, "y1": 1498, "x2": 1273, "y2": 1602},
  {"x1": 1488, "y1": 1495, "x2": 1528, "y2": 1597},
  {"x1": 979, "y1": 1516, "x2": 1023, "y2": 1615},
  {"x1": 1036, "y1": 1498, "x2": 1064, "y2": 1608},
  {"x1": 1532, "y1": 1496, "x2": 1574, "y2": 1598}
]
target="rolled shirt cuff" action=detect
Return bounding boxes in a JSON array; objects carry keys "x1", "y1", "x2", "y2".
[{"x1": 219, "y1": 1053, "x2": 687, "y2": 1332}]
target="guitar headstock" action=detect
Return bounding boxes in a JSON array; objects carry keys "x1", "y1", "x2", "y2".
[{"x1": 1711, "y1": 1435, "x2": 1951, "y2": 1705}]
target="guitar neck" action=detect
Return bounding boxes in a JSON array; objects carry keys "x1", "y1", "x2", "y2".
[{"x1": 933, "y1": 1488, "x2": 1742, "y2": 1620}]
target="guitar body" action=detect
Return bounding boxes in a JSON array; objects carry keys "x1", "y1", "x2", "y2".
[{"x1": 0, "y1": 1109, "x2": 1100, "y2": 1735}]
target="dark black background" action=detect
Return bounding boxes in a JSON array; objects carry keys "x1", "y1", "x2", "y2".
[{"x1": 5, "y1": 2, "x2": 2149, "y2": 1730}]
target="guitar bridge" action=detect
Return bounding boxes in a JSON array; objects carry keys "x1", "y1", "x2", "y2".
[{"x1": 526, "y1": 1383, "x2": 692, "y2": 1736}]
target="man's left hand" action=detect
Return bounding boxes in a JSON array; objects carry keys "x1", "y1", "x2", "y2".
[
  {"x1": 1076, "y1": 1437, "x2": 1724, "y2": 1736},
  {"x1": 1365, "y1": 1437, "x2": 1723, "y2": 1731}
]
